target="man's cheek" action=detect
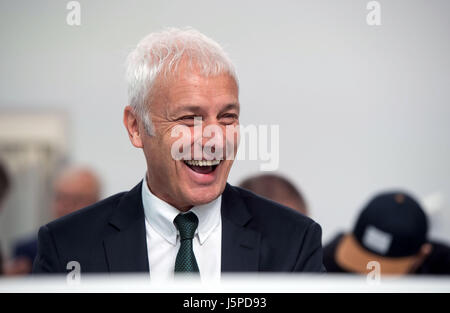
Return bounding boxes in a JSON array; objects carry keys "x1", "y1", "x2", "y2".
[
  {"x1": 167, "y1": 125, "x2": 194, "y2": 161},
  {"x1": 223, "y1": 126, "x2": 239, "y2": 160}
]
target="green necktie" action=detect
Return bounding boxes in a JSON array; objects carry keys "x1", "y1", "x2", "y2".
[{"x1": 174, "y1": 212, "x2": 200, "y2": 273}]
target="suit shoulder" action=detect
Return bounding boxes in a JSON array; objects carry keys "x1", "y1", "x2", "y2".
[
  {"x1": 229, "y1": 185, "x2": 324, "y2": 272},
  {"x1": 232, "y1": 185, "x2": 316, "y2": 229},
  {"x1": 45, "y1": 191, "x2": 127, "y2": 233}
]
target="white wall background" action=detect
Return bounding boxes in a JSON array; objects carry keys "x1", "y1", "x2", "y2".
[{"x1": 0, "y1": 0, "x2": 449, "y2": 243}]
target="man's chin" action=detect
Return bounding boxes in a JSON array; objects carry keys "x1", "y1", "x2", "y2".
[{"x1": 182, "y1": 184, "x2": 224, "y2": 206}]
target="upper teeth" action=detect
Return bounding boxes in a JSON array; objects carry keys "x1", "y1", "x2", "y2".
[{"x1": 185, "y1": 160, "x2": 221, "y2": 166}]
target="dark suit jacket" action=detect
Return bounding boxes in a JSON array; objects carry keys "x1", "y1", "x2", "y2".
[
  {"x1": 0, "y1": 243, "x2": 3, "y2": 275},
  {"x1": 32, "y1": 182, "x2": 325, "y2": 274},
  {"x1": 13, "y1": 236, "x2": 38, "y2": 264}
]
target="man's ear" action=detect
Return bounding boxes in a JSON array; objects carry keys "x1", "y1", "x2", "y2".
[
  {"x1": 123, "y1": 105, "x2": 144, "y2": 148},
  {"x1": 418, "y1": 243, "x2": 433, "y2": 259},
  {"x1": 409, "y1": 243, "x2": 433, "y2": 273}
]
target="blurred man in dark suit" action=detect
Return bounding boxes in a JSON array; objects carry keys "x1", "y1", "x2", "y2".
[
  {"x1": 33, "y1": 28, "x2": 325, "y2": 279},
  {"x1": 5, "y1": 166, "x2": 100, "y2": 275},
  {"x1": 0, "y1": 160, "x2": 11, "y2": 275}
]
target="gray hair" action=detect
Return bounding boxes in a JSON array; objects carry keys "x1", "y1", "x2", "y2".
[{"x1": 125, "y1": 27, "x2": 238, "y2": 135}]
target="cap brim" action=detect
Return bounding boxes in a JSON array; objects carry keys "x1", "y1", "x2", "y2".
[{"x1": 335, "y1": 234, "x2": 418, "y2": 275}]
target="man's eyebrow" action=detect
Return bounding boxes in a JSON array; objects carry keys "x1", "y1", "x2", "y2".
[
  {"x1": 172, "y1": 105, "x2": 204, "y2": 115},
  {"x1": 219, "y1": 103, "x2": 240, "y2": 114},
  {"x1": 172, "y1": 103, "x2": 240, "y2": 116}
]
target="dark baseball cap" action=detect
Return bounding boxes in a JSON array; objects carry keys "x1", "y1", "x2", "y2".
[{"x1": 336, "y1": 191, "x2": 429, "y2": 274}]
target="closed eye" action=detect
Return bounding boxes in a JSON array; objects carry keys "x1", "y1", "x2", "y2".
[
  {"x1": 178, "y1": 115, "x2": 203, "y2": 121},
  {"x1": 220, "y1": 113, "x2": 239, "y2": 124},
  {"x1": 177, "y1": 115, "x2": 203, "y2": 126}
]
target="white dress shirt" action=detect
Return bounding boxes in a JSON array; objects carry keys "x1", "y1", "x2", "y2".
[{"x1": 141, "y1": 174, "x2": 222, "y2": 281}]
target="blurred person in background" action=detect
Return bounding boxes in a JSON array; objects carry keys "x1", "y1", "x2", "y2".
[
  {"x1": 3, "y1": 166, "x2": 101, "y2": 275},
  {"x1": 0, "y1": 161, "x2": 11, "y2": 276},
  {"x1": 50, "y1": 166, "x2": 101, "y2": 219},
  {"x1": 239, "y1": 173, "x2": 308, "y2": 216},
  {"x1": 323, "y1": 191, "x2": 450, "y2": 275}
]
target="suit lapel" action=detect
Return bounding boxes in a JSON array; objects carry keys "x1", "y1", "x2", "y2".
[
  {"x1": 102, "y1": 181, "x2": 260, "y2": 273},
  {"x1": 221, "y1": 184, "x2": 261, "y2": 272},
  {"x1": 103, "y1": 181, "x2": 150, "y2": 273}
]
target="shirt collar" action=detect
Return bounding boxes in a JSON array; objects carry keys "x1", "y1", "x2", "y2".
[{"x1": 141, "y1": 174, "x2": 221, "y2": 246}]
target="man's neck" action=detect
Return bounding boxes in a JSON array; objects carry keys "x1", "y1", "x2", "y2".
[{"x1": 145, "y1": 173, "x2": 193, "y2": 212}]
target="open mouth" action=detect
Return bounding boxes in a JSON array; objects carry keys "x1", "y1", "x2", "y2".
[{"x1": 183, "y1": 159, "x2": 221, "y2": 175}]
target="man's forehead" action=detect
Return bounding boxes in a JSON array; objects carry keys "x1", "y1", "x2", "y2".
[
  {"x1": 153, "y1": 69, "x2": 238, "y2": 112},
  {"x1": 167, "y1": 71, "x2": 237, "y2": 92}
]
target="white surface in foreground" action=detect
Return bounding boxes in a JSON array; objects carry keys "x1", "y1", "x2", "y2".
[{"x1": 1, "y1": 274, "x2": 450, "y2": 293}]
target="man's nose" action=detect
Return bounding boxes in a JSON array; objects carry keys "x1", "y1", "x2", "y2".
[
  {"x1": 201, "y1": 121, "x2": 224, "y2": 141},
  {"x1": 197, "y1": 121, "x2": 225, "y2": 157}
]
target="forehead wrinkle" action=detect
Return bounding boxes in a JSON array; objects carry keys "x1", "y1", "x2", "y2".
[
  {"x1": 167, "y1": 92, "x2": 237, "y2": 118},
  {"x1": 152, "y1": 64, "x2": 238, "y2": 120}
]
